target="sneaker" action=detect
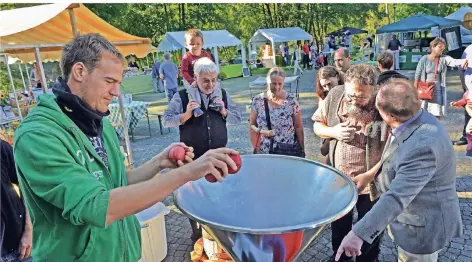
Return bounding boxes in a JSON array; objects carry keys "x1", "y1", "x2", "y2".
[
  {"x1": 466, "y1": 150, "x2": 472, "y2": 157},
  {"x1": 453, "y1": 137, "x2": 468, "y2": 146},
  {"x1": 193, "y1": 108, "x2": 204, "y2": 117},
  {"x1": 208, "y1": 102, "x2": 223, "y2": 112}
]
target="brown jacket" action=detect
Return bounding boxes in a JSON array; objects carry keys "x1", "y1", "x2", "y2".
[{"x1": 322, "y1": 85, "x2": 389, "y2": 200}]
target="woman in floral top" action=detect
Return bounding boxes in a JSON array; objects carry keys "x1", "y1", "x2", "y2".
[{"x1": 249, "y1": 67, "x2": 305, "y2": 155}]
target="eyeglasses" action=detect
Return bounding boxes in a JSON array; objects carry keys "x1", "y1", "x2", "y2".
[{"x1": 345, "y1": 93, "x2": 369, "y2": 101}]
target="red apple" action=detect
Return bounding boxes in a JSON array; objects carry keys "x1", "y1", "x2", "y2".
[
  {"x1": 205, "y1": 154, "x2": 242, "y2": 183},
  {"x1": 168, "y1": 146, "x2": 186, "y2": 161},
  {"x1": 228, "y1": 154, "x2": 242, "y2": 174},
  {"x1": 205, "y1": 174, "x2": 217, "y2": 183}
]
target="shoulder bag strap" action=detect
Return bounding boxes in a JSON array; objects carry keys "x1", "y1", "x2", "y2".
[
  {"x1": 264, "y1": 98, "x2": 274, "y2": 153},
  {"x1": 433, "y1": 59, "x2": 439, "y2": 80}
]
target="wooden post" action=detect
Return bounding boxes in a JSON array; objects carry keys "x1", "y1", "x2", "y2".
[
  {"x1": 68, "y1": 8, "x2": 78, "y2": 37},
  {"x1": 34, "y1": 47, "x2": 48, "y2": 94}
]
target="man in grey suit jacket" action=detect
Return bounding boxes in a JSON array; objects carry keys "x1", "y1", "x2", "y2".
[{"x1": 335, "y1": 79, "x2": 462, "y2": 262}]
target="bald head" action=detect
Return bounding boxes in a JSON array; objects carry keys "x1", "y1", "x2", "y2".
[
  {"x1": 334, "y1": 48, "x2": 351, "y2": 72},
  {"x1": 376, "y1": 79, "x2": 421, "y2": 123}
]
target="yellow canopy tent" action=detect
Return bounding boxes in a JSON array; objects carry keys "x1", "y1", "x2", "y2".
[
  {"x1": 0, "y1": 3, "x2": 155, "y2": 165},
  {"x1": 0, "y1": 3, "x2": 153, "y2": 61}
]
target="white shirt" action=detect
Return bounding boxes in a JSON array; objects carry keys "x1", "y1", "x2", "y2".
[{"x1": 461, "y1": 44, "x2": 472, "y2": 93}]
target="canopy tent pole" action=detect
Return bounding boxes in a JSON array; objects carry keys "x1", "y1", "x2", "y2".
[
  {"x1": 34, "y1": 47, "x2": 48, "y2": 94},
  {"x1": 18, "y1": 63, "x2": 27, "y2": 92},
  {"x1": 213, "y1": 47, "x2": 220, "y2": 74},
  {"x1": 241, "y1": 44, "x2": 248, "y2": 68},
  {"x1": 24, "y1": 64, "x2": 31, "y2": 88},
  {"x1": 68, "y1": 8, "x2": 78, "y2": 36},
  {"x1": 270, "y1": 38, "x2": 276, "y2": 66},
  {"x1": 2, "y1": 54, "x2": 23, "y2": 120},
  {"x1": 117, "y1": 92, "x2": 133, "y2": 166}
]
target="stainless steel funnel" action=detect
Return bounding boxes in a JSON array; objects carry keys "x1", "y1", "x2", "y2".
[{"x1": 174, "y1": 154, "x2": 357, "y2": 262}]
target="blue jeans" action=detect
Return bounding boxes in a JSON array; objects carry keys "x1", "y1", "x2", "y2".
[
  {"x1": 2, "y1": 250, "x2": 33, "y2": 262},
  {"x1": 165, "y1": 88, "x2": 177, "y2": 103},
  {"x1": 152, "y1": 77, "x2": 163, "y2": 92}
]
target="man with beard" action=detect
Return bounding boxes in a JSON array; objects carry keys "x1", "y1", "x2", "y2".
[
  {"x1": 335, "y1": 79, "x2": 462, "y2": 262},
  {"x1": 313, "y1": 64, "x2": 389, "y2": 262}
]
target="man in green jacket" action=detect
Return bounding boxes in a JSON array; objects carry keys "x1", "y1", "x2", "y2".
[{"x1": 14, "y1": 33, "x2": 238, "y2": 262}]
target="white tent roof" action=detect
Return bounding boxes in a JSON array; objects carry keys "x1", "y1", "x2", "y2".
[
  {"x1": 248, "y1": 27, "x2": 313, "y2": 45},
  {"x1": 157, "y1": 30, "x2": 243, "y2": 51}
]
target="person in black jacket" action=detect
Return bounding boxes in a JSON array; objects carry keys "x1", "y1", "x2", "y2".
[
  {"x1": 1, "y1": 139, "x2": 32, "y2": 262},
  {"x1": 377, "y1": 51, "x2": 409, "y2": 86}
]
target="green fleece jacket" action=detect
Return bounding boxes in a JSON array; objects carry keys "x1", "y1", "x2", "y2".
[{"x1": 14, "y1": 94, "x2": 141, "y2": 261}]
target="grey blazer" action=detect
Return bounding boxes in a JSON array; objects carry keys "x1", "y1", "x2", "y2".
[{"x1": 352, "y1": 109, "x2": 462, "y2": 254}]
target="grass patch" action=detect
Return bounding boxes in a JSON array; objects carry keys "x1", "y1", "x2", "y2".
[
  {"x1": 221, "y1": 64, "x2": 243, "y2": 78},
  {"x1": 250, "y1": 66, "x2": 294, "y2": 75},
  {"x1": 121, "y1": 75, "x2": 154, "y2": 94}
]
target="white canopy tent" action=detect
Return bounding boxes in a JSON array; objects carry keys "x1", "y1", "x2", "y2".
[
  {"x1": 445, "y1": 6, "x2": 472, "y2": 46},
  {"x1": 248, "y1": 27, "x2": 313, "y2": 65},
  {"x1": 157, "y1": 29, "x2": 248, "y2": 73}
]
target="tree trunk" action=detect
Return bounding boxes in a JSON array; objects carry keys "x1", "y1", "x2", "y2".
[
  {"x1": 277, "y1": 3, "x2": 284, "y2": 27},
  {"x1": 265, "y1": 3, "x2": 274, "y2": 28},
  {"x1": 261, "y1": 4, "x2": 269, "y2": 28},
  {"x1": 164, "y1": 4, "x2": 169, "y2": 32},
  {"x1": 181, "y1": 4, "x2": 186, "y2": 29},
  {"x1": 314, "y1": 4, "x2": 321, "y2": 47},
  {"x1": 296, "y1": 3, "x2": 301, "y2": 28},
  {"x1": 272, "y1": 3, "x2": 280, "y2": 28},
  {"x1": 178, "y1": 4, "x2": 182, "y2": 30}
]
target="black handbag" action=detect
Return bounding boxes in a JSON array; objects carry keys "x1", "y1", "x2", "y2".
[{"x1": 264, "y1": 98, "x2": 305, "y2": 158}]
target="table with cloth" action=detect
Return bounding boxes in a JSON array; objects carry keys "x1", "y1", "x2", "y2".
[{"x1": 107, "y1": 101, "x2": 151, "y2": 141}]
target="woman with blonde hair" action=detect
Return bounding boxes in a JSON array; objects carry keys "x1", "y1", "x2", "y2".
[
  {"x1": 414, "y1": 37, "x2": 468, "y2": 119},
  {"x1": 249, "y1": 67, "x2": 305, "y2": 157}
]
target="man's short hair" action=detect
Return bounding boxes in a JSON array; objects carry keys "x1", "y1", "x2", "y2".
[
  {"x1": 344, "y1": 64, "x2": 377, "y2": 86},
  {"x1": 335, "y1": 48, "x2": 350, "y2": 58},
  {"x1": 194, "y1": 57, "x2": 217, "y2": 76},
  {"x1": 376, "y1": 79, "x2": 421, "y2": 123},
  {"x1": 61, "y1": 33, "x2": 124, "y2": 82},
  {"x1": 164, "y1": 52, "x2": 172, "y2": 60},
  {"x1": 185, "y1": 28, "x2": 204, "y2": 44},
  {"x1": 377, "y1": 51, "x2": 394, "y2": 70}
]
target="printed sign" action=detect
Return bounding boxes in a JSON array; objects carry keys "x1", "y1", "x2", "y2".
[
  {"x1": 399, "y1": 55, "x2": 407, "y2": 63},
  {"x1": 446, "y1": 32, "x2": 459, "y2": 51},
  {"x1": 431, "y1": 26, "x2": 440, "y2": 37},
  {"x1": 412, "y1": 55, "x2": 422, "y2": 63}
]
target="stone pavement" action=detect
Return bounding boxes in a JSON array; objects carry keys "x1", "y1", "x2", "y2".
[{"x1": 160, "y1": 176, "x2": 472, "y2": 262}]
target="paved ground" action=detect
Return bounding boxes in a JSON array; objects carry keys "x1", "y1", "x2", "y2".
[{"x1": 126, "y1": 68, "x2": 472, "y2": 262}]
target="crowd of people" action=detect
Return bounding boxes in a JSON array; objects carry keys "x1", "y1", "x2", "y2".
[{"x1": 1, "y1": 28, "x2": 471, "y2": 262}]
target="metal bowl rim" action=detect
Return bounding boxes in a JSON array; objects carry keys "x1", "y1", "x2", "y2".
[{"x1": 173, "y1": 154, "x2": 358, "y2": 234}]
